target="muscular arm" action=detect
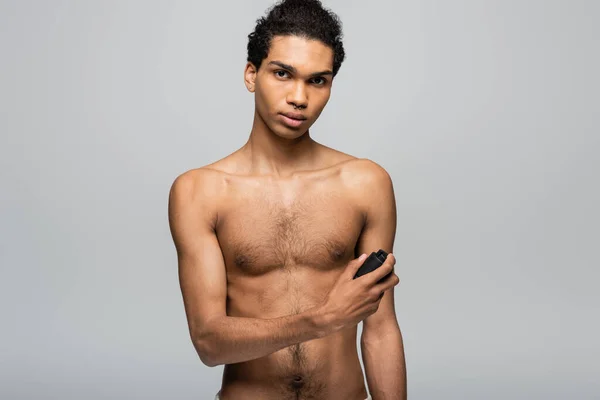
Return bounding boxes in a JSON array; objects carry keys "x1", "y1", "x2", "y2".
[
  {"x1": 168, "y1": 170, "x2": 328, "y2": 367},
  {"x1": 352, "y1": 160, "x2": 407, "y2": 400}
]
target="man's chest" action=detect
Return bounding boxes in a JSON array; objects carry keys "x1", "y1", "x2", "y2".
[{"x1": 215, "y1": 179, "x2": 365, "y2": 275}]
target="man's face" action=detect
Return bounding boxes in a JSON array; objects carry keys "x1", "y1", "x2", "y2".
[{"x1": 245, "y1": 35, "x2": 334, "y2": 139}]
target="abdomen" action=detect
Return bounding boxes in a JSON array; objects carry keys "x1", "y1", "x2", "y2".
[
  {"x1": 221, "y1": 268, "x2": 367, "y2": 399},
  {"x1": 221, "y1": 329, "x2": 366, "y2": 400}
]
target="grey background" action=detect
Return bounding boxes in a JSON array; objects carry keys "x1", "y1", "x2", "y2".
[{"x1": 1, "y1": 0, "x2": 598, "y2": 399}]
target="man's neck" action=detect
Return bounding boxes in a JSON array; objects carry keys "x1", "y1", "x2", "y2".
[{"x1": 240, "y1": 111, "x2": 322, "y2": 178}]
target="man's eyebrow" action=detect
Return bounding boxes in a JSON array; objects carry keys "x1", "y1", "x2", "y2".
[{"x1": 268, "y1": 60, "x2": 333, "y2": 77}]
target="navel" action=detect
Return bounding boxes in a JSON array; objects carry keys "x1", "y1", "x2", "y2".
[{"x1": 289, "y1": 374, "x2": 305, "y2": 389}]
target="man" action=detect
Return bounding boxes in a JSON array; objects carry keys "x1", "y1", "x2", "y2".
[{"x1": 168, "y1": 0, "x2": 407, "y2": 399}]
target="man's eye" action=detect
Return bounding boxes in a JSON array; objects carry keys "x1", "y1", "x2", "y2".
[
  {"x1": 312, "y1": 77, "x2": 327, "y2": 85},
  {"x1": 275, "y1": 70, "x2": 289, "y2": 78}
]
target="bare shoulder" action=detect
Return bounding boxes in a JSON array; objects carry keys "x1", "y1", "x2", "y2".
[
  {"x1": 339, "y1": 158, "x2": 393, "y2": 189},
  {"x1": 168, "y1": 167, "x2": 226, "y2": 229},
  {"x1": 170, "y1": 167, "x2": 225, "y2": 201},
  {"x1": 314, "y1": 145, "x2": 387, "y2": 178},
  {"x1": 314, "y1": 143, "x2": 393, "y2": 189}
]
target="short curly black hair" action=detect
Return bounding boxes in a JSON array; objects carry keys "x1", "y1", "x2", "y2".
[{"x1": 247, "y1": 0, "x2": 345, "y2": 77}]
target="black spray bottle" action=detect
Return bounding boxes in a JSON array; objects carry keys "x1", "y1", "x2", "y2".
[{"x1": 353, "y1": 249, "x2": 390, "y2": 281}]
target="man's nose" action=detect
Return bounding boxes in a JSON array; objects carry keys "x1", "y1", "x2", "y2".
[{"x1": 286, "y1": 81, "x2": 308, "y2": 109}]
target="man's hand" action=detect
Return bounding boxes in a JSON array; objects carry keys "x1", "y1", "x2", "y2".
[{"x1": 317, "y1": 253, "x2": 399, "y2": 334}]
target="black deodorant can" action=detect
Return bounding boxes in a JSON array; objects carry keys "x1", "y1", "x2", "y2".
[{"x1": 354, "y1": 249, "x2": 389, "y2": 279}]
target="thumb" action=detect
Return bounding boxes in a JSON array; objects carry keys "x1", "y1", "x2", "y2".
[{"x1": 346, "y1": 253, "x2": 368, "y2": 278}]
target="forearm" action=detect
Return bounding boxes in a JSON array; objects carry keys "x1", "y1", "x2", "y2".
[
  {"x1": 194, "y1": 308, "x2": 329, "y2": 366},
  {"x1": 361, "y1": 327, "x2": 407, "y2": 400}
]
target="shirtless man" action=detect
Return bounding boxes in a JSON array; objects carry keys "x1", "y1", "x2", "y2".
[{"x1": 168, "y1": 1, "x2": 407, "y2": 399}]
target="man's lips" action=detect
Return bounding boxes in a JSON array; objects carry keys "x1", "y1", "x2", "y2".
[
  {"x1": 279, "y1": 112, "x2": 307, "y2": 128},
  {"x1": 280, "y1": 112, "x2": 307, "y2": 121}
]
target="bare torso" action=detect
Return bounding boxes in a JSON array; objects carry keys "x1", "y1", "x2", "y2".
[{"x1": 209, "y1": 149, "x2": 370, "y2": 399}]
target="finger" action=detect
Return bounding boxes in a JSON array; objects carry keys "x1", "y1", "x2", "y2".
[
  {"x1": 346, "y1": 253, "x2": 368, "y2": 278},
  {"x1": 372, "y1": 272, "x2": 400, "y2": 293},
  {"x1": 362, "y1": 253, "x2": 396, "y2": 285}
]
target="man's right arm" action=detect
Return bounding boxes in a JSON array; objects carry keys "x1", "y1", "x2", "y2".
[{"x1": 168, "y1": 170, "x2": 330, "y2": 367}]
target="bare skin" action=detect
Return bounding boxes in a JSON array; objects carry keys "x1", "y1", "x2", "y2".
[{"x1": 169, "y1": 35, "x2": 406, "y2": 400}]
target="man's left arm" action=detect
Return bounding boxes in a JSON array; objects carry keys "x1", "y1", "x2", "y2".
[{"x1": 354, "y1": 160, "x2": 407, "y2": 400}]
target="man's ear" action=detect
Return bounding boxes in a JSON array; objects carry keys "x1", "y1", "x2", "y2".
[{"x1": 244, "y1": 62, "x2": 258, "y2": 93}]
